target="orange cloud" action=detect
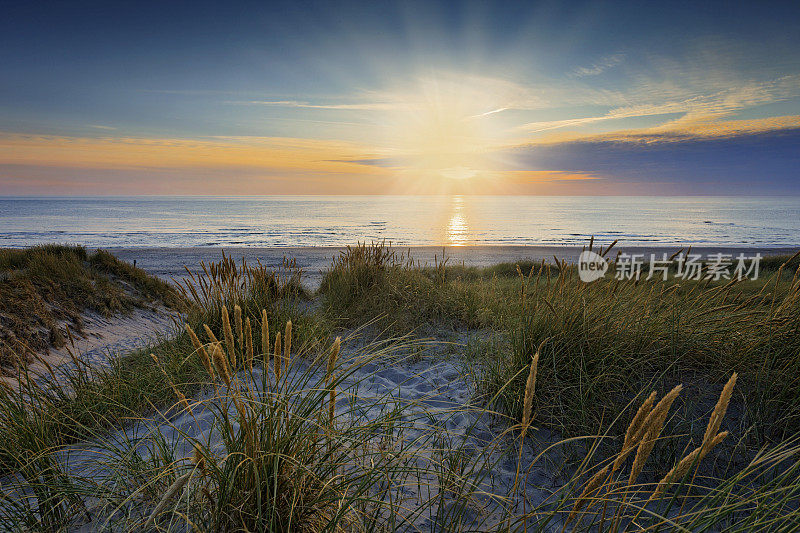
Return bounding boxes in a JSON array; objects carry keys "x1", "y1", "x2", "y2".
[
  {"x1": 0, "y1": 132, "x2": 409, "y2": 194},
  {"x1": 525, "y1": 115, "x2": 800, "y2": 146},
  {"x1": 0, "y1": 133, "x2": 388, "y2": 175}
]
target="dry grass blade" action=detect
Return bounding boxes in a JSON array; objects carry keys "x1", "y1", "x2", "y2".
[
  {"x1": 150, "y1": 353, "x2": 190, "y2": 411},
  {"x1": 142, "y1": 472, "x2": 192, "y2": 529},
  {"x1": 327, "y1": 337, "x2": 341, "y2": 425}
]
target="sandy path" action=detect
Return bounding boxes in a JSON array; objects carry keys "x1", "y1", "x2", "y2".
[{"x1": 54, "y1": 331, "x2": 567, "y2": 531}]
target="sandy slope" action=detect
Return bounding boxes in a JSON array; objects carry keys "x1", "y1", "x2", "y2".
[{"x1": 1, "y1": 306, "x2": 178, "y2": 389}]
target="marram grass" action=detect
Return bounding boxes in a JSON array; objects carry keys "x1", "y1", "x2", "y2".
[{"x1": 0, "y1": 245, "x2": 799, "y2": 531}]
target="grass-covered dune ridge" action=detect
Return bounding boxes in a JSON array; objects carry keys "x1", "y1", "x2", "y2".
[
  {"x1": 0, "y1": 245, "x2": 183, "y2": 370},
  {"x1": 1, "y1": 243, "x2": 800, "y2": 531},
  {"x1": 322, "y1": 243, "x2": 800, "y2": 444},
  {"x1": 0, "y1": 251, "x2": 316, "y2": 475}
]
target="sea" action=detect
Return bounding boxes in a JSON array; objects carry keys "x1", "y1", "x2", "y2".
[{"x1": 1, "y1": 196, "x2": 799, "y2": 248}]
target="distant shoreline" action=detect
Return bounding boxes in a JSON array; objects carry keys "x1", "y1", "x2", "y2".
[{"x1": 108, "y1": 245, "x2": 799, "y2": 290}]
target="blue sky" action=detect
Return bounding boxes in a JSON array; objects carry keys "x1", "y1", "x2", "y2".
[{"x1": 1, "y1": 0, "x2": 799, "y2": 195}]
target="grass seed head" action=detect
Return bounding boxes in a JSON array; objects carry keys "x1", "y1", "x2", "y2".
[
  {"x1": 143, "y1": 472, "x2": 192, "y2": 529},
  {"x1": 567, "y1": 464, "x2": 610, "y2": 525},
  {"x1": 245, "y1": 317, "x2": 254, "y2": 372},
  {"x1": 612, "y1": 390, "x2": 658, "y2": 473},
  {"x1": 653, "y1": 431, "x2": 728, "y2": 498},
  {"x1": 522, "y1": 348, "x2": 540, "y2": 428},
  {"x1": 327, "y1": 336, "x2": 341, "y2": 377},
  {"x1": 203, "y1": 323, "x2": 219, "y2": 345},
  {"x1": 234, "y1": 304, "x2": 244, "y2": 348},
  {"x1": 284, "y1": 320, "x2": 292, "y2": 373},
  {"x1": 261, "y1": 309, "x2": 269, "y2": 362},
  {"x1": 221, "y1": 306, "x2": 236, "y2": 369},
  {"x1": 212, "y1": 343, "x2": 232, "y2": 387},
  {"x1": 186, "y1": 324, "x2": 214, "y2": 378},
  {"x1": 702, "y1": 373, "x2": 737, "y2": 450},
  {"x1": 629, "y1": 384, "x2": 682, "y2": 485},
  {"x1": 192, "y1": 444, "x2": 207, "y2": 476},
  {"x1": 627, "y1": 390, "x2": 658, "y2": 446}
]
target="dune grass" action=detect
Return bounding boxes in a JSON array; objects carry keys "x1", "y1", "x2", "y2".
[
  {"x1": 489, "y1": 261, "x2": 800, "y2": 445},
  {"x1": 0, "y1": 245, "x2": 183, "y2": 369},
  {"x1": 1, "y1": 244, "x2": 800, "y2": 531},
  {"x1": 321, "y1": 244, "x2": 800, "y2": 444},
  {"x1": 0, "y1": 252, "x2": 319, "y2": 475}
]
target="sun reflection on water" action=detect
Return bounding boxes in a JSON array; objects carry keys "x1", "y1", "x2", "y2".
[{"x1": 447, "y1": 196, "x2": 470, "y2": 246}]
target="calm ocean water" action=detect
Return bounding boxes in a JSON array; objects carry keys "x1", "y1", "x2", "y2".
[{"x1": 1, "y1": 196, "x2": 799, "y2": 248}]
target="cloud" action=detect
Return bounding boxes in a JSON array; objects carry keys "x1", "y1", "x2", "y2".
[
  {"x1": 503, "y1": 128, "x2": 800, "y2": 194},
  {"x1": 527, "y1": 115, "x2": 800, "y2": 145},
  {"x1": 0, "y1": 132, "x2": 387, "y2": 176},
  {"x1": 519, "y1": 74, "x2": 800, "y2": 140},
  {"x1": 573, "y1": 54, "x2": 625, "y2": 77}
]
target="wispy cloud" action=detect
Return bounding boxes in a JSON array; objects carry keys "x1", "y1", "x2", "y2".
[
  {"x1": 470, "y1": 107, "x2": 509, "y2": 118},
  {"x1": 572, "y1": 54, "x2": 625, "y2": 77},
  {"x1": 518, "y1": 74, "x2": 800, "y2": 139}
]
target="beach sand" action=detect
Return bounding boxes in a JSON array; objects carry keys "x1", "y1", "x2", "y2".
[
  {"x1": 60, "y1": 330, "x2": 566, "y2": 530},
  {"x1": 109, "y1": 245, "x2": 797, "y2": 290}
]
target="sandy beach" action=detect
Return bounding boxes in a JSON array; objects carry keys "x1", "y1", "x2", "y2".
[{"x1": 109, "y1": 245, "x2": 797, "y2": 290}]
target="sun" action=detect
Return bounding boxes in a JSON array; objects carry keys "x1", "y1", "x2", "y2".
[
  {"x1": 381, "y1": 73, "x2": 510, "y2": 185},
  {"x1": 397, "y1": 96, "x2": 484, "y2": 180}
]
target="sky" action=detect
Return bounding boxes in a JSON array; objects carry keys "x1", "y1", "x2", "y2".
[{"x1": 1, "y1": 0, "x2": 799, "y2": 196}]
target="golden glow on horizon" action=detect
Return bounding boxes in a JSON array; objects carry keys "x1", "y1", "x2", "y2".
[{"x1": 2, "y1": 105, "x2": 799, "y2": 195}]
